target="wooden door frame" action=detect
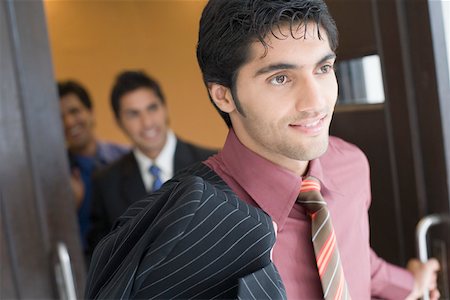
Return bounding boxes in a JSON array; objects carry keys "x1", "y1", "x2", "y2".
[
  {"x1": 1, "y1": 0, "x2": 85, "y2": 297},
  {"x1": 328, "y1": 0, "x2": 450, "y2": 265},
  {"x1": 372, "y1": 0, "x2": 450, "y2": 261}
]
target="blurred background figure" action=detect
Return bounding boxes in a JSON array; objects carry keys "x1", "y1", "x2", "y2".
[
  {"x1": 58, "y1": 80, "x2": 129, "y2": 252},
  {"x1": 87, "y1": 71, "x2": 216, "y2": 253}
]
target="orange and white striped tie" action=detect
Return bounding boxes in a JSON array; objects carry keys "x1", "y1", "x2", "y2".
[{"x1": 297, "y1": 176, "x2": 351, "y2": 300}]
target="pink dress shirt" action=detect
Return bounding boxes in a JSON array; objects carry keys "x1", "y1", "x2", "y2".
[{"x1": 204, "y1": 129, "x2": 414, "y2": 299}]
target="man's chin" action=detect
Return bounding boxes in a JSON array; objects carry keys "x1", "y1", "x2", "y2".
[
  {"x1": 294, "y1": 139, "x2": 329, "y2": 161},
  {"x1": 68, "y1": 136, "x2": 91, "y2": 150},
  {"x1": 313, "y1": 137, "x2": 329, "y2": 158}
]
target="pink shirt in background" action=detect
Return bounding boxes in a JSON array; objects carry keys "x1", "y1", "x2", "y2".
[{"x1": 205, "y1": 129, "x2": 414, "y2": 299}]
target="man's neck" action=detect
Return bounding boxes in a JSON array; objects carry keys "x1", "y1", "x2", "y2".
[
  {"x1": 142, "y1": 149, "x2": 161, "y2": 160},
  {"x1": 231, "y1": 128, "x2": 309, "y2": 176},
  {"x1": 70, "y1": 139, "x2": 97, "y2": 157},
  {"x1": 138, "y1": 130, "x2": 173, "y2": 160}
]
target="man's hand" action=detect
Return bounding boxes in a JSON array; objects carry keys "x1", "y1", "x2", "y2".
[
  {"x1": 70, "y1": 168, "x2": 85, "y2": 209},
  {"x1": 405, "y1": 258, "x2": 440, "y2": 300}
]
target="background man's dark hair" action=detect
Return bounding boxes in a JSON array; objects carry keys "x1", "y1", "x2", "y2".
[
  {"x1": 196, "y1": 0, "x2": 338, "y2": 128},
  {"x1": 57, "y1": 80, "x2": 93, "y2": 110},
  {"x1": 110, "y1": 70, "x2": 166, "y2": 120}
]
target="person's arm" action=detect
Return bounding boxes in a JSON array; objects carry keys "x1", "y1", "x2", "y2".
[
  {"x1": 370, "y1": 248, "x2": 414, "y2": 299},
  {"x1": 70, "y1": 168, "x2": 84, "y2": 209},
  {"x1": 405, "y1": 258, "x2": 440, "y2": 300},
  {"x1": 370, "y1": 249, "x2": 440, "y2": 300}
]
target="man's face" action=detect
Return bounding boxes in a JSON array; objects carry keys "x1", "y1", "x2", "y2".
[
  {"x1": 228, "y1": 24, "x2": 338, "y2": 172},
  {"x1": 60, "y1": 93, "x2": 95, "y2": 151},
  {"x1": 118, "y1": 87, "x2": 169, "y2": 159}
]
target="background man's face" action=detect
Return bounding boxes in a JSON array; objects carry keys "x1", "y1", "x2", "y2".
[
  {"x1": 118, "y1": 87, "x2": 169, "y2": 159},
  {"x1": 60, "y1": 93, "x2": 95, "y2": 151},
  {"x1": 229, "y1": 23, "x2": 338, "y2": 170}
]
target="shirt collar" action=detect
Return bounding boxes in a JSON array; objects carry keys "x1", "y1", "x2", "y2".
[
  {"x1": 306, "y1": 149, "x2": 342, "y2": 197},
  {"x1": 154, "y1": 130, "x2": 176, "y2": 177},
  {"x1": 221, "y1": 129, "x2": 302, "y2": 229},
  {"x1": 133, "y1": 130, "x2": 176, "y2": 187}
]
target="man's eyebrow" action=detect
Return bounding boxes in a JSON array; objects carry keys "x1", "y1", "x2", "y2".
[
  {"x1": 254, "y1": 63, "x2": 297, "y2": 77},
  {"x1": 318, "y1": 53, "x2": 337, "y2": 65},
  {"x1": 147, "y1": 103, "x2": 159, "y2": 109},
  {"x1": 123, "y1": 108, "x2": 139, "y2": 113},
  {"x1": 253, "y1": 52, "x2": 337, "y2": 77}
]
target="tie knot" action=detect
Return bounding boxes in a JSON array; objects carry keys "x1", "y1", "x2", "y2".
[
  {"x1": 149, "y1": 164, "x2": 163, "y2": 191},
  {"x1": 149, "y1": 165, "x2": 161, "y2": 176},
  {"x1": 300, "y1": 177, "x2": 321, "y2": 193},
  {"x1": 297, "y1": 176, "x2": 327, "y2": 214}
]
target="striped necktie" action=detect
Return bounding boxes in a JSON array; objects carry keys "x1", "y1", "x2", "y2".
[
  {"x1": 149, "y1": 165, "x2": 163, "y2": 191},
  {"x1": 297, "y1": 177, "x2": 351, "y2": 300}
]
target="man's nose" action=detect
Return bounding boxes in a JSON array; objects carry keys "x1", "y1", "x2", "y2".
[
  {"x1": 140, "y1": 111, "x2": 154, "y2": 127},
  {"x1": 294, "y1": 76, "x2": 326, "y2": 112},
  {"x1": 63, "y1": 114, "x2": 76, "y2": 128}
]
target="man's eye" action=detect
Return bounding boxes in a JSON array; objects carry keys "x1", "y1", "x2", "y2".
[
  {"x1": 270, "y1": 75, "x2": 288, "y2": 85},
  {"x1": 148, "y1": 104, "x2": 159, "y2": 112},
  {"x1": 125, "y1": 111, "x2": 138, "y2": 118},
  {"x1": 319, "y1": 64, "x2": 334, "y2": 74},
  {"x1": 69, "y1": 108, "x2": 80, "y2": 115}
]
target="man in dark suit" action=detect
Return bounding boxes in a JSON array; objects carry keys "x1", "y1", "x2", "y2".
[{"x1": 87, "y1": 71, "x2": 215, "y2": 253}]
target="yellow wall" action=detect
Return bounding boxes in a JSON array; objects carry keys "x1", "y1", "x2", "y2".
[{"x1": 44, "y1": 0, "x2": 227, "y2": 149}]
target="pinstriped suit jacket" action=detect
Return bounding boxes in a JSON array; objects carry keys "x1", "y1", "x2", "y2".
[{"x1": 86, "y1": 163, "x2": 287, "y2": 299}]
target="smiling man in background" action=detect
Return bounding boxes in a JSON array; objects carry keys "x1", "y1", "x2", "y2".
[
  {"x1": 87, "y1": 71, "x2": 216, "y2": 253},
  {"x1": 58, "y1": 80, "x2": 128, "y2": 252}
]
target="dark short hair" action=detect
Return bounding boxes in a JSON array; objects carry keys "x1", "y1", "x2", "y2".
[
  {"x1": 57, "y1": 80, "x2": 93, "y2": 110},
  {"x1": 197, "y1": 0, "x2": 338, "y2": 127},
  {"x1": 110, "y1": 70, "x2": 166, "y2": 119}
]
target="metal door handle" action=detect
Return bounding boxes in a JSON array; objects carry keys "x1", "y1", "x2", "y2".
[
  {"x1": 55, "y1": 242, "x2": 77, "y2": 300},
  {"x1": 416, "y1": 213, "x2": 450, "y2": 300}
]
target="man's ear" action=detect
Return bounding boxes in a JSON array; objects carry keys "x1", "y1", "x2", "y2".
[{"x1": 208, "y1": 83, "x2": 235, "y2": 113}]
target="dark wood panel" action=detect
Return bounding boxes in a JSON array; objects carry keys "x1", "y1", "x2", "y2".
[
  {"x1": 0, "y1": 192, "x2": 19, "y2": 299},
  {"x1": 327, "y1": 0, "x2": 377, "y2": 60},
  {"x1": 1, "y1": 0, "x2": 86, "y2": 296},
  {"x1": 0, "y1": 2, "x2": 53, "y2": 296},
  {"x1": 428, "y1": 1, "x2": 450, "y2": 212},
  {"x1": 371, "y1": 0, "x2": 426, "y2": 263},
  {"x1": 403, "y1": 2, "x2": 450, "y2": 290},
  {"x1": 404, "y1": 0, "x2": 450, "y2": 215},
  {"x1": 329, "y1": 0, "x2": 450, "y2": 270},
  {"x1": 8, "y1": 2, "x2": 87, "y2": 288}
]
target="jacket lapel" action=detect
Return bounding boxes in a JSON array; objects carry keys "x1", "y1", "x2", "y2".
[{"x1": 173, "y1": 139, "x2": 194, "y2": 172}]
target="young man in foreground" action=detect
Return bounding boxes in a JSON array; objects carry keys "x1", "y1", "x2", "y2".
[{"x1": 86, "y1": 0, "x2": 439, "y2": 298}]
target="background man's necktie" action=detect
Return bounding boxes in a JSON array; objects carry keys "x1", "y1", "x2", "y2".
[
  {"x1": 149, "y1": 165, "x2": 163, "y2": 191},
  {"x1": 297, "y1": 177, "x2": 351, "y2": 300}
]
